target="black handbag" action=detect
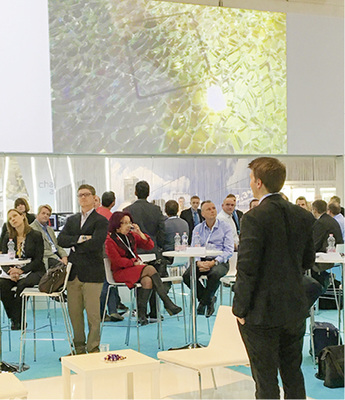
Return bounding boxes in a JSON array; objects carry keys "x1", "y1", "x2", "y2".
[
  {"x1": 38, "y1": 261, "x2": 67, "y2": 293},
  {"x1": 316, "y1": 345, "x2": 344, "y2": 388}
]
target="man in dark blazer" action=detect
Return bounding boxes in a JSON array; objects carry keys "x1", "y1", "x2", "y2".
[
  {"x1": 233, "y1": 157, "x2": 315, "y2": 399},
  {"x1": 180, "y1": 195, "x2": 204, "y2": 244},
  {"x1": 123, "y1": 180, "x2": 165, "y2": 320},
  {"x1": 58, "y1": 184, "x2": 108, "y2": 355}
]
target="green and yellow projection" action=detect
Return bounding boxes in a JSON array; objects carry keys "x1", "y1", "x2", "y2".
[{"x1": 50, "y1": 0, "x2": 286, "y2": 154}]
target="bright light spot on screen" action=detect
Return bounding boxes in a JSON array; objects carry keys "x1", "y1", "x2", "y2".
[{"x1": 207, "y1": 84, "x2": 226, "y2": 112}]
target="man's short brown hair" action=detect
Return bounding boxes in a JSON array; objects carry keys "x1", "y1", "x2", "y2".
[
  {"x1": 226, "y1": 194, "x2": 236, "y2": 200},
  {"x1": 77, "y1": 184, "x2": 96, "y2": 195},
  {"x1": 312, "y1": 199, "x2": 327, "y2": 214},
  {"x1": 190, "y1": 195, "x2": 200, "y2": 201},
  {"x1": 327, "y1": 201, "x2": 341, "y2": 216},
  {"x1": 249, "y1": 157, "x2": 286, "y2": 193},
  {"x1": 165, "y1": 200, "x2": 179, "y2": 217},
  {"x1": 37, "y1": 204, "x2": 52, "y2": 215}
]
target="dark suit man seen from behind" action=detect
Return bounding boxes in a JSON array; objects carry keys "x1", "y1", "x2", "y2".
[
  {"x1": 57, "y1": 184, "x2": 108, "y2": 355},
  {"x1": 123, "y1": 180, "x2": 165, "y2": 320},
  {"x1": 233, "y1": 157, "x2": 315, "y2": 399},
  {"x1": 180, "y1": 195, "x2": 204, "y2": 245},
  {"x1": 30, "y1": 204, "x2": 68, "y2": 270},
  {"x1": 123, "y1": 181, "x2": 165, "y2": 258}
]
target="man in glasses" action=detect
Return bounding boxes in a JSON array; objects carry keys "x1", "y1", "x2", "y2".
[{"x1": 58, "y1": 184, "x2": 108, "y2": 356}]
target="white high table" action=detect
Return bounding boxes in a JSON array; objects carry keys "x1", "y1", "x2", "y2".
[
  {"x1": 0, "y1": 256, "x2": 31, "y2": 372},
  {"x1": 163, "y1": 249, "x2": 222, "y2": 348},
  {"x1": 61, "y1": 349, "x2": 160, "y2": 399}
]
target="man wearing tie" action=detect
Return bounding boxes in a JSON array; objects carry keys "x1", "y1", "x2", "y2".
[
  {"x1": 180, "y1": 195, "x2": 204, "y2": 244},
  {"x1": 30, "y1": 204, "x2": 68, "y2": 269}
]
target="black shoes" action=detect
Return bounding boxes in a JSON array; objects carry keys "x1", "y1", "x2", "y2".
[
  {"x1": 206, "y1": 296, "x2": 217, "y2": 318},
  {"x1": 118, "y1": 302, "x2": 129, "y2": 311},
  {"x1": 197, "y1": 302, "x2": 206, "y2": 315}
]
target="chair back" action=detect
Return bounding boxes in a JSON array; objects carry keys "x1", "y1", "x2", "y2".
[
  {"x1": 104, "y1": 258, "x2": 116, "y2": 285},
  {"x1": 227, "y1": 252, "x2": 238, "y2": 276},
  {"x1": 61, "y1": 262, "x2": 73, "y2": 292},
  {"x1": 208, "y1": 306, "x2": 249, "y2": 364}
]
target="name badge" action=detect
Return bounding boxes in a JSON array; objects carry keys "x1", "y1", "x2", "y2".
[{"x1": 51, "y1": 243, "x2": 57, "y2": 253}]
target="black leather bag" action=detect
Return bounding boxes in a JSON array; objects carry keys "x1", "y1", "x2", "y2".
[
  {"x1": 316, "y1": 345, "x2": 344, "y2": 388},
  {"x1": 38, "y1": 261, "x2": 67, "y2": 293}
]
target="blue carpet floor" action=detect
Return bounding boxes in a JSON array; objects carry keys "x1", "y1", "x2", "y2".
[{"x1": 1, "y1": 289, "x2": 343, "y2": 400}]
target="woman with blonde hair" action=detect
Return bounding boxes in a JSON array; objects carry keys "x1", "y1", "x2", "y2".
[{"x1": 0, "y1": 209, "x2": 45, "y2": 330}]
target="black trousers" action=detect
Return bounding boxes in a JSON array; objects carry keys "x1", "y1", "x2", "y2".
[
  {"x1": 238, "y1": 319, "x2": 306, "y2": 399},
  {"x1": 183, "y1": 262, "x2": 228, "y2": 305},
  {"x1": 0, "y1": 272, "x2": 43, "y2": 323}
]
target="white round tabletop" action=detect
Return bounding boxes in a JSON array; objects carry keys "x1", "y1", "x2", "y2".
[{"x1": 163, "y1": 248, "x2": 223, "y2": 258}]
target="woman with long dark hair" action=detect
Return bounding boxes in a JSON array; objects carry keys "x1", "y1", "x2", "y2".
[
  {"x1": 105, "y1": 211, "x2": 181, "y2": 325},
  {"x1": 0, "y1": 209, "x2": 45, "y2": 330}
]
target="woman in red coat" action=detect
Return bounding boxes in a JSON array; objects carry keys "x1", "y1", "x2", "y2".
[{"x1": 105, "y1": 211, "x2": 181, "y2": 325}]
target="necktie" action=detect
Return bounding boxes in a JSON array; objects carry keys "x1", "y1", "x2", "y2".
[{"x1": 193, "y1": 210, "x2": 199, "y2": 227}]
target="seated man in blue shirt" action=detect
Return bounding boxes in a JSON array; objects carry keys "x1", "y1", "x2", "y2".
[{"x1": 183, "y1": 200, "x2": 234, "y2": 317}]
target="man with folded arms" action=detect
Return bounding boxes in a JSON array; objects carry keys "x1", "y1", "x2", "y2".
[
  {"x1": 58, "y1": 184, "x2": 108, "y2": 355},
  {"x1": 183, "y1": 200, "x2": 233, "y2": 318}
]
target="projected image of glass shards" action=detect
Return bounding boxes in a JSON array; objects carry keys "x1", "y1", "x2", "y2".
[{"x1": 49, "y1": 0, "x2": 286, "y2": 154}]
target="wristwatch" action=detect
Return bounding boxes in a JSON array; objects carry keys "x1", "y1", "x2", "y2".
[{"x1": 82, "y1": 235, "x2": 87, "y2": 241}]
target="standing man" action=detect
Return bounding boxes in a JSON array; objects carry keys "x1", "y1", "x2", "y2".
[
  {"x1": 97, "y1": 191, "x2": 127, "y2": 322},
  {"x1": 30, "y1": 204, "x2": 68, "y2": 270},
  {"x1": 58, "y1": 184, "x2": 108, "y2": 355},
  {"x1": 233, "y1": 157, "x2": 315, "y2": 399},
  {"x1": 123, "y1": 180, "x2": 165, "y2": 320},
  {"x1": 180, "y1": 195, "x2": 204, "y2": 245},
  {"x1": 296, "y1": 196, "x2": 310, "y2": 211},
  {"x1": 183, "y1": 201, "x2": 233, "y2": 317},
  {"x1": 217, "y1": 194, "x2": 243, "y2": 250}
]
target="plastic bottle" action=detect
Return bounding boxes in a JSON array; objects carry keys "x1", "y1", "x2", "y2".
[
  {"x1": 193, "y1": 231, "x2": 201, "y2": 247},
  {"x1": 174, "y1": 233, "x2": 181, "y2": 251},
  {"x1": 327, "y1": 233, "x2": 336, "y2": 253},
  {"x1": 181, "y1": 232, "x2": 188, "y2": 251},
  {"x1": 7, "y1": 239, "x2": 15, "y2": 259}
]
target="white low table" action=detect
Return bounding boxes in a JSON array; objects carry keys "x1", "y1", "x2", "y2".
[{"x1": 61, "y1": 349, "x2": 160, "y2": 399}]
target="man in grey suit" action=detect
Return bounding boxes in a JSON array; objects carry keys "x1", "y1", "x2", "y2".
[
  {"x1": 30, "y1": 204, "x2": 68, "y2": 270},
  {"x1": 123, "y1": 180, "x2": 165, "y2": 320}
]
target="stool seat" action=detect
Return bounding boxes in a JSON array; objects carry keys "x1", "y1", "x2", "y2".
[{"x1": 0, "y1": 372, "x2": 28, "y2": 399}]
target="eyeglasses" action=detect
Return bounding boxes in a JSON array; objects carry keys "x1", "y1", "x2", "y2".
[{"x1": 77, "y1": 193, "x2": 92, "y2": 198}]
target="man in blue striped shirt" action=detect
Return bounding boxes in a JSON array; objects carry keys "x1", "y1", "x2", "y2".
[{"x1": 183, "y1": 200, "x2": 234, "y2": 317}]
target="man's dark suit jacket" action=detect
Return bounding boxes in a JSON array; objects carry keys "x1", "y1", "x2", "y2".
[
  {"x1": 313, "y1": 212, "x2": 344, "y2": 253},
  {"x1": 57, "y1": 210, "x2": 108, "y2": 283},
  {"x1": 233, "y1": 194, "x2": 315, "y2": 327},
  {"x1": 124, "y1": 199, "x2": 165, "y2": 256},
  {"x1": 180, "y1": 208, "x2": 204, "y2": 244}
]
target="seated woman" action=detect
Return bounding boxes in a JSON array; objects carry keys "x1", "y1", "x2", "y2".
[
  {"x1": 0, "y1": 197, "x2": 36, "y2": 251},
  {"x1": 0, "y1": 209, "x2": 45, "y2": 330},
  {"x1": 105, "y1": 211, "x2": 181, "y2": 325}
]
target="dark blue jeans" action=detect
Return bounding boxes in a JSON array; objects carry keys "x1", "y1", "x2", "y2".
[{"x1": 100, "y1": 281, "x2": 120, "y2": 316}]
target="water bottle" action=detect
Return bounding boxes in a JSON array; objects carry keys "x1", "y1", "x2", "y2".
[
  {"x1": 174, "y1": 233, "x2": 181, "y2": 251},
  {"x1": 327, "y1": 234, "x2": 336, "y2": 253},
  {"x1": 181, "y1": 232, "x2": 188, "y2": 251},
  {"x1": 7, "y1": 239, "x2": 15, "y2": 259},
  {"x1": 193, "y1": 231, "x2": 201, "y2": 247}
]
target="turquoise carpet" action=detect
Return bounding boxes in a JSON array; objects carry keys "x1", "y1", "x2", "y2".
[{"x1": 1, "y1": 288, "x2": 343, "y2": 400}]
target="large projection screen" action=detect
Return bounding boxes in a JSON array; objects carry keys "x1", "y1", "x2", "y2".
[{"x1": 49, "y1": 0, "x2": 287, "y2": 154}]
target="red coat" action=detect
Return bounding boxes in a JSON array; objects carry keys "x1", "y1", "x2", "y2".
[{"x1": 105, "y1": 232, "x2": 154, "y2": 289}]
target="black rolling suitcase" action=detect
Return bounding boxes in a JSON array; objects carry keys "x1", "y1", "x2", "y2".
[{"x1": 311, "y1": 322, "x2": 341, "y2": 361}]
